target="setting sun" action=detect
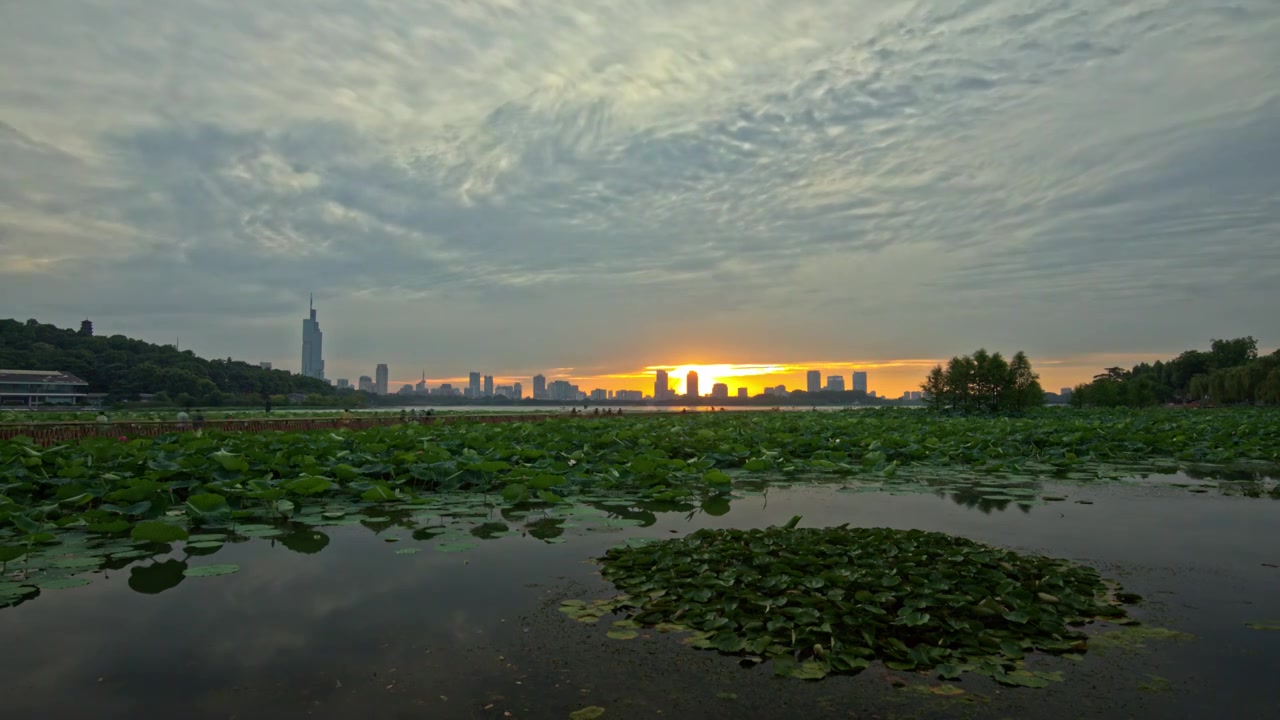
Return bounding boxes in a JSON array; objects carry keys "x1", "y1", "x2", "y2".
[{"x1": 660, "y1": 364, "x2": 791, "y2": 396}]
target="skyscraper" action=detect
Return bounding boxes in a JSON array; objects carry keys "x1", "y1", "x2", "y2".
[
  {"x1": 737, "y1": 388, "x2": 748, "y2": 399},
  {"x1": 469, "y1": 372, "x2": 481, "y2": 398},
  {"x1": 686, "y1": 371, "x2": 699, "y2": 399},
  {"x1": 852, "y1": 371, "x2": 868, "y2": 394},
  {"x1": 375, "y1": 364, "x2": 389, "y2": 395},
  {"x1": 358, "y1": 375, "x2": 374, "y2": 392},
  {"x1": 533, "y1": 374, "x2": 546, "y2": 399},
  {"x1": 336, "y1": 378, "x2": 350, "y2": 389},
  {"x1": 655, "y1": 370, "x2": 669, "y2": 400},
  {"x1": 483, "y1": 375, "x2": 494, "y2": 397},
  {"x1": 806, "y1": 370, "x2": 821, "y2": 393},
  {"x1": 827, "y1": 376, "x2": 845, "y2": 392},
  {"x1": 711, "y1": 383, "x2": 729, "y2": 399},
  {"x1": 300, "y1": 294, "x2": 324, "y2": 380},
  {"x1": 512, "y1": 382, "x2": 523, "y2": 400}
]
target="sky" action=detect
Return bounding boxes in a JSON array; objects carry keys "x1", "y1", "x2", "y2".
[{"x1": 2, "y1": 1, "x2": 1277, "y2": 397}]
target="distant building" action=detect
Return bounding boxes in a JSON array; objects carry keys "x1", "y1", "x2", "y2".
[
  {"x1": 774, "y1": 385, "x2": 788, "y2": 396},
  {"x1": 737, "y1": 388, "x2": 748, "y2": 399},
  {"x1": 512, "y1": 382, "x2": 523, "y2": 400},
  {"x1": 711, "y1": 383, "x2": 729, "y2": 399},
  {"x1": 469, "y1": 372, "x2": 481, "y2": 398},
  {"x1": 654, "y1": 369, "x2": 670, "y2": 400},
  {"x1": 910, "y1": 391, "x2": 922, "y2": 400},
  {"x1": 259, "y1": 362, "x2": 273, "y2": 370},
  {"x1": 1060, "y1": 387, "x2": 1073, "y2": 398},
  {"x1": 398, "y1": 384, "x2": 414, "y2": 396},
  {"x1": 615, "y1": 389, "x2": 643, "y2": 401},
  {"x1": 807, "y1": 370, "x2": 821, "y2": 393},
  {"x1": 375, "y1": 364, "x2": 389, "y2": 395},
  {"x1": 358, "y1": 376, "x2": 374, "y2": 393},
  {"x1": 549, "y1": 380, "x2": 579, "y2": 401},
  {"x1": 435, "y1": 383, "x2": 458, "y2": 397},
  {"x1": 852, "y1": 372, "x2": 867, "y2": 394},
  {"x1": 533, "y1": 374, "x2": 546, "y2": 400},
  {"x1": 0, "y1": 370, "x2": 89, "y2": 407},
  {"x1": 483, "y1": 375, "x2": 494, "y2": 397},
  {"x1": 336, "y1": 378, "x2": 350, "y2": 389},
  {"x1": 590, "y1": 388, "x2": 609, "y2": 401},
  {"x1": 496, "y1": 385, "x2": 514, "y2": 397},
  {"x1": 300, "y1": 295, "x2": 324, "y2": 381},
  {"x1": 902, "y1": 391, "x2": 912, "y2": 400},
  {"x1": 868, "y1": 390, "x2": 877, "y2": 398},
  {"x1": 826, "y1": 376, "x2": 845, "y2": 392},
  {"x1": 686, "y1": 371, "x2": 699, "y2": 399}
]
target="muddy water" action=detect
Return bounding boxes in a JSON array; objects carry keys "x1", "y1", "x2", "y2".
[{"x1": 1, "y1": 481, "x2": 1278, "y2": 719}]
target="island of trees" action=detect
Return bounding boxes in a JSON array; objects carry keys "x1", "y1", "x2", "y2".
[
  {"x1": 920, "y1": 349, "x2": 1045, "y2": 413},
  {"x1": 1070, "y1": 337, "x2": 1279, "y2": 407}
]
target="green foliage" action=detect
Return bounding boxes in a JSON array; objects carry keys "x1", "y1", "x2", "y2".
[
  {"x1": 922, "y1": 349, "x2": 1044, "y2": 413},
  {"x1": 0, "y1": 317, "x2": 332, "y2": 401},
  {"x1": 585, "y1": 525, "x2": 1134, "y2": 682},
  {"x1": 1073, "y1": 337, "x2": 1277, "y2": 407}
]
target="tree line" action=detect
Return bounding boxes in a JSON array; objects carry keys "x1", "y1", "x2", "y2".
[
  {"x1": 920, "y1": 349, "x2": 1045, "y2": 413},
  {"x1": 1071, "y1": 337, "x2": 1279, "y2": 407},
  {"x1": 0, "y1": 318, "x2": 334, "y2": 406}
]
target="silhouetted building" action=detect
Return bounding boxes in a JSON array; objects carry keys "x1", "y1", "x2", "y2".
[
  {"x1": 358, "y1": 376, "x2": 374, "y2": 392},
  {"x1": 711, "y1": 383, "x2": 729, "y2": 399},
  {"x1": 512, "y1": 382, "x2": 523, "y2": 400},
  {"x1": 737, "y1": 388, "x2": 748, "y2": 399},
  {"x1": 301, "y1": 295, "x2": 325, "y2": 380},
  {"x1": 654, "y1": 369, "x2": 670, "y2": 400},
  {"x1": 827, "y1": 376, "x2": 845, "y2": 392},
  {"x1": 375, "y1": 364, "x2": 389, "y2": 395},
  {"x1": 807, "y1": 370, "x2": 821, "y2": 393},
  {"x1": 533, "y1": 374, "x2": 546, "y2": 399},
  {"x1": 483, "y1": 375, "x2": 494, "y2": 397},
  {"x1": 852, "y1": 372, "x2": 867, "y2": 394},
  {"x1": 336, "y1": 378, "x2": 350, "y2": 389},
  {"x1": 686, "y1": 371, "x2": 699, "y2": 399}
]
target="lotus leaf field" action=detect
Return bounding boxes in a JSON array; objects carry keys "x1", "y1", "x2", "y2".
[
  {"x1": 568, "y1": 522, "x2": 1133, "y2": 684},
  {"x1": 1, "y1": 408, "x2": 1278, "y2": 610}
]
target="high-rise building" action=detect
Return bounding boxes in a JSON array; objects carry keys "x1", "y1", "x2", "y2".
[
  {"x1": 533, "y1": 374, "x2": 546, "y2": 400},
  {"x1": 483, "y1": 375, "x2": 494, "y2": 397},
  {"x1": 615, "y1": 390, "x2": 643, "y2": 401},
  {"x1": 469, "y1": 372, "x2": 481, "y2": 398},
  {"x1": 827, "y1": 376, "x2": 845, "y2": 392},
  {"x1": 398, "y1": 384, "x2": 414, "y2": 396},
  {"x1": 336, "y1": 378, "x2": 350, "y2": 389},
  {"x1": 590, "y1": 389, "x2": 609, "y2": 401},
  {"x1": 512, "y1": 382, "x2": 523, "y2": 400},
  {"x1": 358, "y1": 375, "x2": 374, "y2": 392},
  {"x1": 496, "y1": 385, "x2": 514, "y2": 397},
  {"x1": 549, "y1": 380, "x2": 579, "y2": 401},
  {"x1": 910, "y1": 391, "x2": 922, "y2": 400},
  {"x1": 806, "y1": 370, "x2": 821, "y2": 393},
  {"x1": 852, "y1": 371, "x2": 868, "y2": 394},
  {"x1": 300, "y1": 294, "x2": 324, "y2": 380},
  {"x1": 711, "y1": 383, "x2": 729, "y2": 399},
  {"x1": 737, "y1": 388, "x2": 748, "y2": 399},
  {"x1": 655, "y1": 370, "x2": 670, "y2": 400},
  {"x1": 686, "y1": 371, "x2": 699, "y2": 399},
  {"x1": 375, "y1": 364, "x2": 389, "y2": 395},
  {"x1": 416, "y1": 371, "x2": 427, "y2": 393}
]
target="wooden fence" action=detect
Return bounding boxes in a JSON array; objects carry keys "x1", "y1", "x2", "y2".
[{"x1": 0, "y1": 413, "x2": 565, "y2": 446}]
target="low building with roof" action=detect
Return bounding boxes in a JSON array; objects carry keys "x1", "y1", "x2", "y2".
[{"x1": 0, "y1": 370, "x2": 90, "y2": 407}]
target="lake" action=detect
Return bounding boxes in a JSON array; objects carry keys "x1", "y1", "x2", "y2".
[{"x1": 2, "y1": 475, "x2": 1277, "y2": 719}]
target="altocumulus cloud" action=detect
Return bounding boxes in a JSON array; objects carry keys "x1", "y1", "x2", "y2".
[{"x1": 1, "y1": 0, "x2": 1277, "y2": 380}]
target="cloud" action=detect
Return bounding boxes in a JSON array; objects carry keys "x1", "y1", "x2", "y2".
[{"x1": 1, "y1": 0, "x2": 1277, "y2": 389}]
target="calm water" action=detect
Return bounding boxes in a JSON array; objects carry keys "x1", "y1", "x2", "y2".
[{"x1": 2, "y1": 480, "x2": 1278, "y2": 719}]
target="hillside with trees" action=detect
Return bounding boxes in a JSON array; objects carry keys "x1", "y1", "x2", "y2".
[
  {"x1": 920, "y1": 349, "x2": 1044, "y2": 413},
  {"x1": 1070, "y1": 337, "x2": 1280, "y2": 407},
  {"x1": 0, "y1": 318, "x2": 333, "y2": 406}
]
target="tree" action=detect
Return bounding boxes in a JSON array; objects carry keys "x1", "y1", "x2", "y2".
[{"x1": 921, "y1": 349, "x2": 1043, "y2": 413}]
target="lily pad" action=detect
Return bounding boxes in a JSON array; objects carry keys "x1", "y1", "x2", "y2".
[{"x1": 183, "y1": 564, "x2": 240, "y2": 577}]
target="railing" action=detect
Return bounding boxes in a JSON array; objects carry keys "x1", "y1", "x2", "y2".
[{"x1": 0, "y1": 413, "x2": 567, "y2": 446}]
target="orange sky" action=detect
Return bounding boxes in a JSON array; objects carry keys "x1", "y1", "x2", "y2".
[{"x1": 395, "y1": 353, "x2": 1169, "y2": 398}]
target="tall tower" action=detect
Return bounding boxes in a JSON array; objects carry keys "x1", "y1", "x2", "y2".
[
  {"x1": 686, "y1": 371, "x2": 699, "y2": 400},
  {"x1": 469, "y1": 372, "x2": 481, "y2": 398},
  {"x1": 301, "y1": 294, "x2": 325, "y2": 380},
  {"x1": 483, "y1": 375, "x2": 494, "y2": 397},
  {"x1": 654, "y1": 369, "x2": 669, "y2": 400},
  {"x1": 375, "y1": 363, "x2": 389, "y2": 395},
  {"x1": 533, "y1": 374, "x2": 546, "y2": 400},
  {"x1": 806, "y1": 370, "x2": 821, "y2": 393},
  {"x1": 852, "y1": 371, "x2": 868, "y2": 394}
]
